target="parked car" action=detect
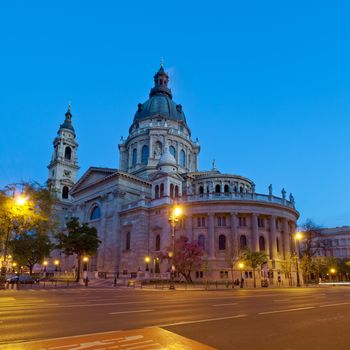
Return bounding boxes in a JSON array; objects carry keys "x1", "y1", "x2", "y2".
[{"x1": 6, "y1": 275, "x2": 39, "y2": 284}]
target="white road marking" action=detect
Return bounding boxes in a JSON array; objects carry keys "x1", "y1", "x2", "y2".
[
  {"x1": 155, "y1": 314, "x2": 248, "y2": 327},
  {"x1": 212, "y1": 303, "x2": 238, "y2": 307},
  {"x1": 320, "y1": 302, "x2": 350, "y2": 308},
  {"x1": 258, "y1": 306, "x2": 315, "y2": 315},
  {"x1": 109, "y1": 310, "x2": 153, "y2": 315}
]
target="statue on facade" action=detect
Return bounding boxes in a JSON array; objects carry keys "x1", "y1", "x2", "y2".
[
  {"x1": 252, "y1": 182, "x2": 256, "y2": 193},
  {"x1": 281, "y1": 188, "x2": 286, "y2": 200},
  {"x1": 289, "y1": 193, "x2": 295, "y2": 205},
  {"x1": 268, "y1": 184, "x2": 273, "y2": 196},
  {"x1": 212, "y1": 159, "x2": 216, "y2": 170}
]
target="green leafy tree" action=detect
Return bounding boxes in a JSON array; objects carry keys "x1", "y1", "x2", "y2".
[
  {"x1": 55, "y1": 217, "x2": 101, "y2": 282},
  {"x1": 242, "y1": 249, "x2": 268, "y2": 288},
  {"x1": 9, "y1": 233, "x2": 52, "y2": 275},
  {"x1": 299, "y1": 219, "x2": 323, "y2": 284},
  {"x1": 0, "y1": 183, "x2": 57, "y2": 285}
]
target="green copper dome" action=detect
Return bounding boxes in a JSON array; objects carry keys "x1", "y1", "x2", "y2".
[{"x1": 133, "y1": 66, "x2": 187, "y2": 125}]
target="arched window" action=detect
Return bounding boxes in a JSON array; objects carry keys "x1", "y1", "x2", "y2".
[
  {"x1": 175, "y1": 185, "x2": 179, "y2": 197},
  {"x1": 64, "y1": 147, "x2": 72, "y2": 160},
  {"x1": 224, "y1": 184, "x2": 229, "y2": 193},
  {"x1": 240, "y1": 186, "x2": 244, "y2": 193},
  {"x1": 155, "y1": 185, "x2": 159, "y2": 199},
  {"x1": 170, "y1": 184, "x2": 174, "y2": 198},
  {"x1": 62, "y1": 186, "x2": 69, "y2": 199},
  {"x1": 215, "y1": 184, "x2": 221, "y2": 193},
  {"x1": 199, "y1": 186, "x2": 204, "y2": 195},
  {"x1": 219, "y1": 235, "x2": 226, "y2": 250},
  {"x1": 276, "y1": 237, "x2": 280, "y2": 253},
  {"x1": 126, "y1": 232, "x2": 131, "y2": 250},
  {"x1": 90, "y1": 206, "x2": 101, "y2": 220},
  {"x1": 160, "y1": 183, "x2": 164, "y2": 197},
  {"x1": 169, "y1": 146, "x2": 176, "y2": 158},
  {"x1": 132, "y1": 148, "x2": 137, "y2": 166},
  {"x1": 180, "y1": 150, "x2": 186, "y2": 167},
  {"x1": 198, "y1": 235, "x2": 205, "y2": 250},
  {"x1": 141, "y1": 145, "x2": 149, "y2": 164},
  {"x1": 240, "y1": 235, "x2": 247, "y2": 250},
  {"x1": 155, "y1": 234, "x2": 161, "y2": 251},
  {"x1": 259, "y1": 236, "x2": 266, "y2": 251}
]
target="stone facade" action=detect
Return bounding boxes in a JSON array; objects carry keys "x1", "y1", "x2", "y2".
[
  {"x1": 49, "y1": 65, "x2": 300, "y2": 285},
  {"x1": 309, "y1": 226, "x2": 350, "y2": 259}
]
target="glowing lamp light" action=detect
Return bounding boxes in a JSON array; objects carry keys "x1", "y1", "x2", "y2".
[
  {"x1": 54, "y1": 259, "x2": 60, "y2": 266},
  {"x1": 83, "y1": 256, "x2": 89, "y2": 263},
  {"x1": 173, "y1": 206, "x2": 182, "y2": 217},
  {"x1": 295, "y1": 232, "x2": 303, "y2": 240},
  {"x1": 330, "y1": 268, "x2": 336, "y2": 274},
  {"x1": 238, "y1": 262, "x2": 244, "y2": 269},
  {"x1": 43, "y1": 261, "x2": 48, "y2": 266},
  {"x1": 12, "y1": 262, "x2": 17, "y2": 267},
  {"x1": 144, "y1": 256, "x2": 151, "y2": 263},
  {"x1": 15, "y1": 195, "x2": 27, "y2": 206},
  {"x1": 168, "y1": 251, "x2": 173, "y2": 258}
]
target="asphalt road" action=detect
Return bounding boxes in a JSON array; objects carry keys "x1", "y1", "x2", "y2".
[{"x1": 1, "y1": 286, "x2": 350, "y2": 349}]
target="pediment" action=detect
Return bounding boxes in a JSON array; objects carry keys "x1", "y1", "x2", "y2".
[
  {"x1": 149, "y1": 170, "x2": 184, "y2": 182},
  {"x1": 70, "y1": 167, "x2": 118, "y2": 195}
]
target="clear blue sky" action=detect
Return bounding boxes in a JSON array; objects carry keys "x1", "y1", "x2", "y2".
[{"x1": 1, "y1": 1, "x2": 349, "y2": 227}]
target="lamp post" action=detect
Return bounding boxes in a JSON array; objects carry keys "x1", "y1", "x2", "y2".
[
  {"x1": 294, "y1": 232, "x2": 303, "y2": 287},
  {"x1": 144, "y1": 256, "x2": 150, "y2": 271},
  {"x1": 12, "y1": 262, "x2": 17, "y2": 274},
  {"x1": 330, "y1": 268, "x2": 336, "y2": 284},
  {"x1": 1, "y1": 194, "x2": 28, "y2": 279},
  {"x1": 238, "y1": 262, "x2": 244, "y2": 288},
  {"x1": 168, "y1": 205, "x2": 182, "y2": 290},
  {"x1": 54, "y1": 259, "x2": 60, "y2": 272},
  {"x1": 43, "y1": 261, "x2": 48, "y2": 275}
]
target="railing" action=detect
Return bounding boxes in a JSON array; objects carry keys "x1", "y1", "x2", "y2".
[
  {"x1": 181, "y1": 192, "x2": 295, "y2": 209},
  {"x1": 121, "y1": 192, "x2": 295, "y2": 211}
]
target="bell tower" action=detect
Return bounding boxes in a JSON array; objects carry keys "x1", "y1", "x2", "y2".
[{"x1": 47, "y1": 104, "x2": 79, "y2": 202}]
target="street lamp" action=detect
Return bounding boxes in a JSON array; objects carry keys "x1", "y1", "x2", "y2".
[
  {"x1": 43, "y1": 261, "x2": 48, "y2": 273},
  {"x1": 1, "y1": 194, "x2": 29, "y2": 280},
  {"x1": 238, "y1": 262, "x2": 244, "y2": 288},
  {"x1": 12, "y1": 262, "x2": 17, "y2": 273},
  {"x1": 294, "y1": 231, "x2": 303, "y2": 287},
  {"x1": 54, "y1": 259, "x2": 60, "y2": 272},
  {"x1": 83, "y1": 256, "x2": 89, "y2": 271},
  {"x1": 168, "y1": 205, "x2": 182, "y2": 290},
  {"x1": 144, "y1": 256, "x2": 150, "y2": 271},
  {"x1": 330, "y1": 268, "x2": 336, "y2": 284}
]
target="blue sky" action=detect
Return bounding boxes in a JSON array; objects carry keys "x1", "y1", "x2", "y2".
[{"x1": 0, "y1": 1, "x2": 349, "y2": 227}]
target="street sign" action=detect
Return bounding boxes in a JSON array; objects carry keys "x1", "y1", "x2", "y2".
[{"x1": 0, "y1": 328, "x2": 216, "y2": 350}]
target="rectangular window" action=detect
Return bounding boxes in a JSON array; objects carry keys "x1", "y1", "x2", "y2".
[
  {"x1": 258, "y1": 217, "x2": 264, "y2": 228},
  {"x1": 239, "y1": 217, "x2": 247, "y2": 226},
  {"x1": 201, "y1": 217, "x2": 206, "y2": 227}
]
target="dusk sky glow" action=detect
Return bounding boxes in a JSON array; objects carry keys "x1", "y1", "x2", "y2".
[{"x1": 1, "y1": 1, "x2": 350, "y2": 227}]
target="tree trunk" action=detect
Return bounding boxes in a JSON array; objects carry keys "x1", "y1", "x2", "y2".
[
  {"x1": 253, "y1": 268, "x2": 256, "y2": 288},
  {"x1": 76, "y1": 255, "x2": 81, "y2": 282},
  {"x1": 29, "y1": 265, "x2": 33, "y2": 275}
]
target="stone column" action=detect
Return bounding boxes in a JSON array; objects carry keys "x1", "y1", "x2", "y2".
[
  {"x1": 251, "y1": 213, "x2": 259, "y2": 251},
  {"x1": 208, "y1": 213, "x2": 215, "y2": 258},
  {"x1": 186, "y1": 214, "x2": 193, "y2": 240},
  {"x1": 230, "y1": 212, "x2": 238, "y2": 256},
  {"x1": 269, "y1": 216, "x2": 278, "y2": 260},
  {"x1": 282, "y1": 218, "x2": 291, "y2": 258}
]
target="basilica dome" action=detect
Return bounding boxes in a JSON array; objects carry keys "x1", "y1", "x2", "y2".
[{"x1": 133, "y1": 66, "x2": 187, "y2": 125}]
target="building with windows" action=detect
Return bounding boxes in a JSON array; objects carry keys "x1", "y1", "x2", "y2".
[
  {"x1": 48, "y1": 65, "x2": 299, "y2": 285},
  {"x1": 309, "y1": 226, "x2": 350, "y2": 259}
]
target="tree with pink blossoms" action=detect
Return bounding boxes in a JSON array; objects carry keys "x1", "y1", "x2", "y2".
[{"x1": 161, "y1": 235, "x2": 204, "y2": 283}]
